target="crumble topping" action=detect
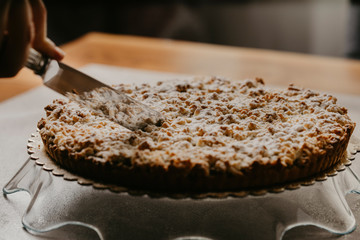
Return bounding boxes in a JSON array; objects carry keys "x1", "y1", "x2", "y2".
[
  {"x1": 66, "y1": 87, "x2": 164, "y2": 131},
  {"x1": 38, "y1": 77, "x2": 355, "y2": 176}
]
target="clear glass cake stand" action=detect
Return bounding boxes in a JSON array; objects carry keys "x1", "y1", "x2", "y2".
[{"x1": 3, "y1": 135, "x2": 360, "y2": 240}]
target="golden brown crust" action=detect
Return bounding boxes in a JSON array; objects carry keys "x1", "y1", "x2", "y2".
[
  {"x1": 37, "y1": 77, "x2": 356, "y2": 192},
  {"x1": 41, "y1": 124, "x2": 353, "y2": 192}
]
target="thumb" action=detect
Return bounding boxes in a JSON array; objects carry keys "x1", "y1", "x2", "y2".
[
  {"x1": 35, "y1": 37, "x2": 65, "y2": 60},
  {"x1": 30, "y1": 0, "x2": 64, "y2": 60},
  {"x1": 0, "y1": 0, "x2": 33, "y2": 77}
]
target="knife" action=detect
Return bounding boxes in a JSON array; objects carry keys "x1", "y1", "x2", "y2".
[{"x1": 25, "y1": 48, "x2": 164, "y2": 130}]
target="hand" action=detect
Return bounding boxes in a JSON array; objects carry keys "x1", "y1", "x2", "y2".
[{"x1": 0, "y1": 0, "x2": 64, "y2": 78}]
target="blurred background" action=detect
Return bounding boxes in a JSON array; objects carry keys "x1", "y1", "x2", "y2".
[{"x1": 44, "y1": 0, "x2": 360, "y2": 59}]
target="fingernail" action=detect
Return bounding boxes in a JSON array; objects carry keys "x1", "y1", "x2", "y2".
[{"x1": 55, "y1": 46, "x2": 65, "y2": 59}]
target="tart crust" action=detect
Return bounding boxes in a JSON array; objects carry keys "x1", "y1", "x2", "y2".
[{"x1": 37, "y1": 77, "x2": 356, "y2": 192}]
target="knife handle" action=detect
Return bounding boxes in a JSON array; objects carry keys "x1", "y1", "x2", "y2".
[{"x1": 25, "y1": 48, "x2": 49, "y2": 75}]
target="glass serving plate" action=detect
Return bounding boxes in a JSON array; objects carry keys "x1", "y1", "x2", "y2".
[{"x1": 2, "y1": 133, "x2": 360, "y2": 240}]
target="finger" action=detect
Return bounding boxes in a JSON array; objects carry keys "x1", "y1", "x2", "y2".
[
  {"x1": 29, "y1": 0, "x2": 64, "y2": 60},
  {"x1": 0, "y1": 0, "x2": 33, "y2": 78},
  {"x1": 0, "y1": 0, "x2": 11, "y2": 48},
  {"x1": 37, "y1": 37, "x2": 65, "y2": 60}
]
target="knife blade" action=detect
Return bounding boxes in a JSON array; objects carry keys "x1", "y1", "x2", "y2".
[{"x1": 26, "y1": 48, "x2": 164, "y2": 130}]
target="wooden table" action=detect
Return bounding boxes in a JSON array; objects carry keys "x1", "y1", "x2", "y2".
[{"x1": 1, "y1": 32, "x2": 360, "y2": 102}]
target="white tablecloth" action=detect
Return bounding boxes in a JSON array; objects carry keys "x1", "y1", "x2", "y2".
[{"x1": 0, "y1": 64, "x2": 359, "y2": 240}]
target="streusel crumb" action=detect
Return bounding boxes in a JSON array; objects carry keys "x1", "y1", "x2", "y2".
[{"x1": 38, "y1": 76, "x2": 355, "y2": 191}]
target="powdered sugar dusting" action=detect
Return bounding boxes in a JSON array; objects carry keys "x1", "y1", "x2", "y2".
[
  {"x1": 66, "y1": 87, "x2": 164, "y2": 131},
  {"x1": 38, "y1": 77, "x2": 355, "y2": 174}
]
